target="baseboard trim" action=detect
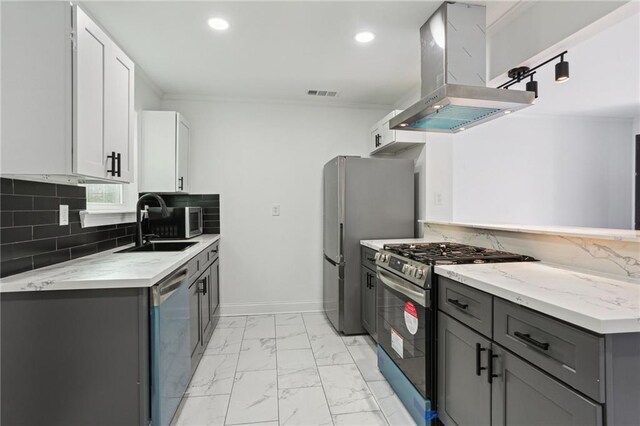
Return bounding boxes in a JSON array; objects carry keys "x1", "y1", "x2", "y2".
[{"x1": 220, "y1": 300, "x2": 324, "y2": 316}]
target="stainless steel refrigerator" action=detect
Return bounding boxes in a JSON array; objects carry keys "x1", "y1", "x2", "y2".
[{"x1": 323, "y1": 156, "x2": 414, "y2": 334}]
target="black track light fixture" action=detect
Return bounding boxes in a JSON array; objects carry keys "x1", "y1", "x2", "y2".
[
  {"x1": 555, "y1": 53, "x2": 570, "y2": 83},
  {"x1": 498, "y1": 50, "x2": 571, "y2": 100},
  {"x1": 526, "y1": 74, "x2": 538, "y2": 98}
]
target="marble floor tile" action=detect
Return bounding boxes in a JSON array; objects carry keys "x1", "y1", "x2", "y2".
[
  {"x1": 347, "y1": 344, "x2": 384, "y2": 382},
  {"x1": 277, "y1": 348, "x2": 322, "y2": 389},
  {"x1": 237, "y1": 338, "x2": 277, "y2": 372},
  {"x1": 275, "y1": 313, "x2": 303, "y2": 326},
  {"x1": 367, "y1": 381, "x2": 417, "y2": 426},
  {"x1": 205, "y1": 327, "x2": 244, "y2": 355},
  {"x1": 278, "y1": 387, "x2": 333, "y2": 426},
  {"x1": 332, "y1": 410, "x2": 388, "y2": 426},
  {"x1": 310, "y1": 335, "x2": 354, "y2": 366},
  {"x1": 173, "y1": 394, "x2": 230, "y2": 426},
  {"x1": 342, "y1": 335, "x2": 376, "y2": 347},
  {"x1": 186, "y1": 354, "x2": 239, "y2": 396},
  {"x1": 244, "y1": 315, "x2": 276, "y2": 339},
  {"x1": 217, "y1": 316, "x2": 248, "y2": 329},
  {"x1": 306, "y1": 324, "x2": 340, "y2": 342},
  {"x1": 225, "y1": 369, "x2": 278, "y2": 425},
  {"x1": 276, "y1": 324, "x2": 311, "y2": 350},
  {"x1": 302, "y1": 312, "x2": 330, "y2": 326},
  {"x1": 318, "y1": 364, "x2": 379, "y2": 415}
]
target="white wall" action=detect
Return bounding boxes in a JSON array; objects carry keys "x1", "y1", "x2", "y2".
[
  {"x1": 451, "y1": 114, "x2": 634, "y2": 229},
  {"x1": 487, "y1": 1, "x2": 627, "y2": 79},
  {"x1": 160, "y1": 98, "x2": 385, "y2": 314}
]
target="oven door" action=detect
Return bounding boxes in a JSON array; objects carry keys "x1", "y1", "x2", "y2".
[{"x1": 377, "y1": 268, "x2": 432, "y2": 400}]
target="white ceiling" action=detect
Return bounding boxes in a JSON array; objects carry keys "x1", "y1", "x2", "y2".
[{"x1": 83, "y1": 1, "x2": 445, "y2": 106}]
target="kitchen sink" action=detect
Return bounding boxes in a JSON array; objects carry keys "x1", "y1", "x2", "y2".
[{"x1": 116, "y1": 242, "x2": 197, "y2": 253}]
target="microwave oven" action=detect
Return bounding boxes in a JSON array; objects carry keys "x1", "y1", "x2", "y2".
[{"x1": 147, "y1": 206, "x2": 203, "y2": 239}]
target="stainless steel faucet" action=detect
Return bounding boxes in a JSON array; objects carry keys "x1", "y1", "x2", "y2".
[{"x1": 136, "y1": 193, "x2": 170, "y2": 246}]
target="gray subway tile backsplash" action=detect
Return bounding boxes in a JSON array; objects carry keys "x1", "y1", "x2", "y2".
[{"x1": 0, "y1": 178, "x2": 135, "y2": 278}]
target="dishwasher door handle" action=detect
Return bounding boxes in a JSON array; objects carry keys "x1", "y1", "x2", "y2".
[{"x1": 152, "y1": 268, "x2": 188, "y2": 306}]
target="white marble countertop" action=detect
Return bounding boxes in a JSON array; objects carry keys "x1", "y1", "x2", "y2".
[
  {"x1": 435, "y1": 262, "x2": 640, "y2": 334},
  {"x1": 0, "y1": 235, "x2": 220, "y2": 293},
  {"x1": 360, "y1": 237, "x2": 446, "y2": 251},
  {"x1": 420, "y1": 220, "x2": 640, "y2": 242}
]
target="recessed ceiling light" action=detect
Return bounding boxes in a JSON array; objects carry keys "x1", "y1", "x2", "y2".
[
  {"x1": 208, "y1": 17, "x2": 230, "y2": 31},
  {"x1": 355, "y1": 32, "x2": 375, "y2": 43}
]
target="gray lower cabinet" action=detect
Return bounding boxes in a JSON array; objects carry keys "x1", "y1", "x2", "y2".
[
  {"x1": 1, "y1": 288, "x2": 150, "y2": 426},
  {"x1": 491, "y1": 344, "x2": 602, "y2": 426},
  {"x1": 438, "y1": 311, "x2": 602, "y2": 426},
  {"x1": 189, "y1": 248, "x2": 220, "y2": 370},
  {"x1": 361, "y1": 266, "x2": 377, "y2": 340},
  {"x1": 438, "y1": 312, "x2": 491, "y2": 426}
]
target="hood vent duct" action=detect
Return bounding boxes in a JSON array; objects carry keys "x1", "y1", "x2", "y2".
[{"x1": 390, "y1": 2, "x2": 534, "y2": 133}]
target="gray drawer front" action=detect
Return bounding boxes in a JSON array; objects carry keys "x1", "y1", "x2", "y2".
[
  {"x1": 361, "y1": 246, "x2": 378, "y2": 270},
  {"x1": 493, "y1": 298, "x2": 604, "y2": 403},
  {"x1": 439, "y1": 277, "x2": 493, "y2": 338},
  {"x1": 205, "y1": 242, "x2": 219, "y2": 267}
]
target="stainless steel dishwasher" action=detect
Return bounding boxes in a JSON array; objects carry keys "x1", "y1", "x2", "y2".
[{"x1": 150, "y1": 266, "x2": 190, "y2": 426}]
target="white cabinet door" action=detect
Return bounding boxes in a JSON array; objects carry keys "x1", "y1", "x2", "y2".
[
  {"x1": 73, "y1": 6, "x2": 108, "y2": 179},
  {"x1": 176, "y1": 114, "x2": 191, "y2": 192},
  {"x1": 104, "y1": 44, "x2": 135, "y2": 183}
]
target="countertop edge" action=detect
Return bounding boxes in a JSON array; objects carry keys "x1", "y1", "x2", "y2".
[
  {"x1": 434, "y1": 265, "x2": 640, "y2": 335},
  {"x1": 420, "y1": 220, "x2": 640, "y2": 243},
  {"x1": 0, "y1": 235, "x2": 221, "y2": 293}
]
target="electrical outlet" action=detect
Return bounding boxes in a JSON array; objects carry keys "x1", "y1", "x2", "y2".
[
  {"x1": 434, "y1": 192, "x2": 443, "y2": 206},
  {"x1": 272, "y1": 204, "x2": 280, "y2": 216},
  {"x1": 59, "y1": 204, "x2": 69, "y2": 225}
]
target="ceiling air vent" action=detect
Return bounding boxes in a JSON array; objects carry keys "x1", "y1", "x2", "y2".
[{"x1": 307, "y1": 90, "x2": 338, "y2": 97}]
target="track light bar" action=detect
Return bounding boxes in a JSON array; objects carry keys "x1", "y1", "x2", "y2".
[{"x1": 498, "y1": 51, "x2": 570, "y2": 93}]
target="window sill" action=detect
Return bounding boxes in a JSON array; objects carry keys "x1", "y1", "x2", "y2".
[{"x1": 80, "y1": 210, "x2": 137, "y2": 228}]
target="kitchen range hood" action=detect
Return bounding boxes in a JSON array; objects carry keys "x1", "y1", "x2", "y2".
[{"x1": 390, "y1": 2, "x2": 535, "y2": 133}]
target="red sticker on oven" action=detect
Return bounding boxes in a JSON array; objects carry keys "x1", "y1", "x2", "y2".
[{"x1": 404, "y1": 301, "x2": 418, "y2": 335}]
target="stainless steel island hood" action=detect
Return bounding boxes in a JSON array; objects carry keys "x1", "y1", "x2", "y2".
[{"x1": 390, "y1": 2, "x2": 535, "y2": 133}]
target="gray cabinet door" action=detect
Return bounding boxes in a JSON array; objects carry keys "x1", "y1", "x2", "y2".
[
  {"x1": 438, "y1": 312, "x2": 492, "y2": 426},
  {"x1": 189, "y1": 280, "x2": 201, "y2": 359},
  {"x1": 361, "y1": 267, "x2": 377, "y2": 340},
  {"x1": 200, "y1": 268, "x2": 213, "y2": 341},
  {"x1": 209, "y1": 258, "x2": 220, "y2": 316},
  {"x1": 491, "y1": 345, "x2": 602, "y2": 426}
]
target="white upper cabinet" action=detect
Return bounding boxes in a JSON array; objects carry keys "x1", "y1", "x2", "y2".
[
  {"x1": 369, "y1": 110, "x2": 426, "y2": 155},
  {"x1": 139, "y1": 111, "x2": 191, "y2": 193},
  {"x1": 1, "y1": 2, "x2": 134, "y2": 184}
]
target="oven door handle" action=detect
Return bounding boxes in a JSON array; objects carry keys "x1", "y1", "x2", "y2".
[{"x1": 377, "y1": 269, "x2": 427, "y2": 307}]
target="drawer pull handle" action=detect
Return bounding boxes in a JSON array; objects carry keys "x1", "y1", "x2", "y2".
[
  {"x1": 487, "y1": 349, "x2": 499, "y2": 384},
  {"x1": 475, "y1": 343, "x2": 486, "y2": 376},
  {"x1": 447, "y1": 298, "x2": 469, "y2": 310},
  {"x1": 514, "y1": 331, "x2": 550, "y2": 351}
]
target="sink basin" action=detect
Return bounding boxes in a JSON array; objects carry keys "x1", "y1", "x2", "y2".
[{"x1": 116, "y1": 242, "x2": 197, "y2": 253}]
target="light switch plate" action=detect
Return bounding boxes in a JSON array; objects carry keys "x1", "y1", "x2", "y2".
[
  {"x1": 59, "y1": 204, "x2": 69, "y2": 225},
  {"x1": 272, "y1": 204, "x2": 280, "y2": 216},
  {"x1": 434, "y1": 192, "x2": 443, "y2": 206}
]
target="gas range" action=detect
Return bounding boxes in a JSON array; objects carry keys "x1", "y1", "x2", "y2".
[{"x1": 375, "y1": 242, "x2": 535, "y2": 289}]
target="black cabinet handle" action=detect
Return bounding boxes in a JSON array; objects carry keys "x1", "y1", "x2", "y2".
[
  {"x1": 487, "y1": 349, "x2": 499, "y2": 384},
  {"x1": 115, "y1": 152, "x2": 121, "y2": 177},
  {"x1": 475, "y1": 343, "x2": 486, "y2": 376},
  {"x1": 366, "y1": 257, "x2": 376, "y2": 262},
  {"x1": 178, "y1": 177, "x2": 184, "y2": 190},
  {"x1": 366, "y1": 272, "x2": 371, "y2": 288},
  {"x1": 107, "y1": 151, "x2": 117, "y2": 176},
  {"x1": 447, "y1": 298, "x2": 469, "y2": 311},
  {"x1": 514, "y1": 331, "x2": 550, "y2": 350}
]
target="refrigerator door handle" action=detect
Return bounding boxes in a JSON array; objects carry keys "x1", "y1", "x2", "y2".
[
  {"x1": 323, "y1": 253, "x2": 339, "y2": 266},
  {"x1": 339, "y1": 223, "x2": 344, "y2": 261}
]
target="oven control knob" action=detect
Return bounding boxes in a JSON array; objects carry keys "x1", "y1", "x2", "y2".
[
  {"x1": 415, "y1": 268, "x2": 424, "y2": 279},
  {"x1": 382, "y1": 254, "x2": 389, "y2": 262},
  {"x1": 374, "y1": 253, "x2": 381, "y2": 261},
  {"x1": 406, "y1": 265, "x2": 416, "y2": 275},
  {"x1": 402, "y1": 264, "x2": 408, "y2": 273}
]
